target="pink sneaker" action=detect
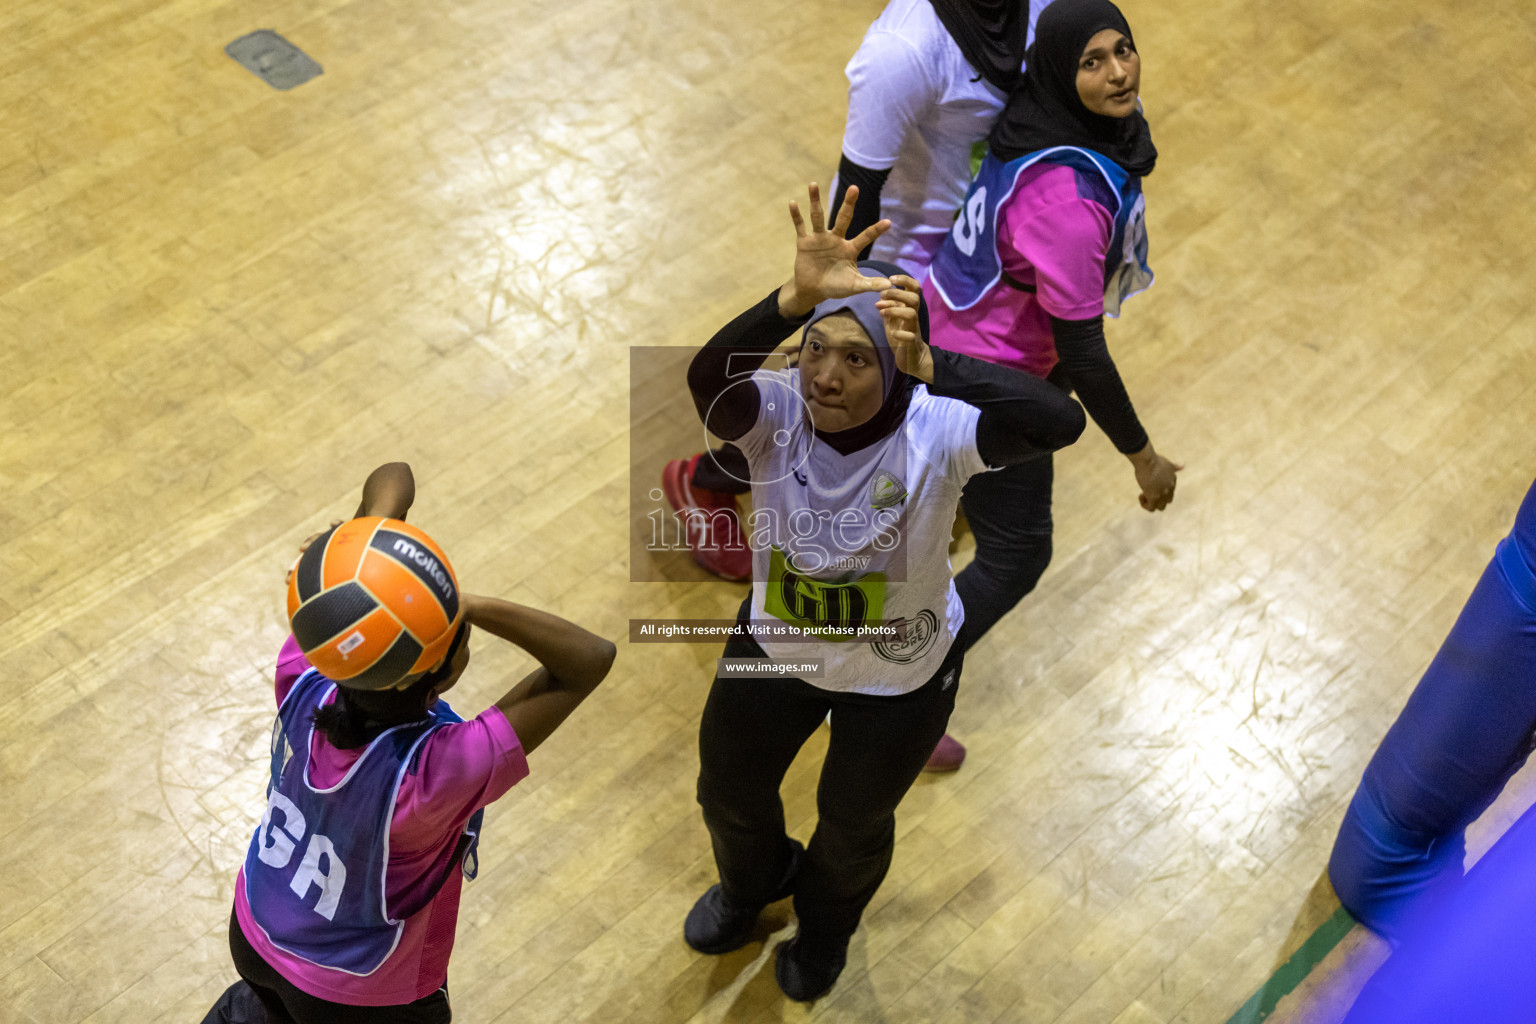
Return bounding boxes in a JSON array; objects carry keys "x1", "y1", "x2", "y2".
[
  {"x1": 662, "y1": 454, "x2": 752, "y2": 582},
  {"x1": 923, "y1": 733, "x2": 966, "y2": 773}
]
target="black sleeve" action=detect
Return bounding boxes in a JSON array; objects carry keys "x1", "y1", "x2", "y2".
[
  {"x1": 686, "y1": 289, "x2": 814, "y2": 441},
  {"x1": 830, "y1": 155, "x2": 892, "y2": 260},
  {"x1": 1048, "y1": 314, "x2": 1149, "y2": 455},
  {"x1": 927, "y1": 347, "x2": 1087, "y2": 467}
]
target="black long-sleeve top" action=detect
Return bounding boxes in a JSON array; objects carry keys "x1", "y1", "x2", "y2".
[
  {"x1": 1048, "y1": 314, "x2": 1149, "y2": 455},
  {"x1": 688, "y1": 289, "x2": 1085, "y2": 467},
  {"x1": 830, "y1": 156, "x2": 892, "y2": 261}
]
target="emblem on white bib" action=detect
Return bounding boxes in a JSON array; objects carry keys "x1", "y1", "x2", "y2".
[
  {"x1": 873, "y1": 609, "x2": 938, "y2": 665},
  {"x1": 870, "y1": 470, "x2": 908, "y2": 511}
]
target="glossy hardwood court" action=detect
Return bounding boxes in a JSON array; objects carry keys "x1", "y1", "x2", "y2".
[{"x1": 2, "y1": 0, "x2": 1534, "y2": 1020}]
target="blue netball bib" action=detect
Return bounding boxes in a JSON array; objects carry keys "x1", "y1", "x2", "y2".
[
  {"x1": 423, "y1": 700, "x2": 485, "y2": 887},
  {"x1": 930, "y1": 145, "x2": 1153, "y2": 318},
  {"x1": 243, "y1": 671, "x2": 485, "y2": 975}
]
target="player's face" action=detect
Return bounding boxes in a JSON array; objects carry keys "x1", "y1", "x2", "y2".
[
  {"x1": 799, "y1": 313, "x2": 884, "y2": 433},
  {"x1": 1076, "y1": 29, "x2": 1140, "y2": 117}
]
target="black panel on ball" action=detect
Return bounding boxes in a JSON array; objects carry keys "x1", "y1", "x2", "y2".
[
  {"x1": 341, "y1": 632, "x2": 425, "y2": 691},
  {"x1": 294, "y1": 525, "x2": 337, "y2": 603},
  {"x1": 291, "y1": 581, "x2": 379, "y2": 653},
  {"x1": 369, "y1": 529, "x2": 459, "y2": 622}
]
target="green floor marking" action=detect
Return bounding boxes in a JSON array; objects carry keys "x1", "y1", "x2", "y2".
[{"x1": 1223, "y1": 905, "x2": 1356, "y2": 1024}]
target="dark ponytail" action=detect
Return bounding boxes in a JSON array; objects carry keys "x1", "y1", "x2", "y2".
[
  {"x1": 311, "y1": 691, "x2": 368, "y2": 750},
  {"x1": 311, "y1": 674, "x2": 437, "y2": 749}
]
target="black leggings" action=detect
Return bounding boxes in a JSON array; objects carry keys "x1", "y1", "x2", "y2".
[
  {"x1": 697, "y1": 613, "x2": 962, "y2": 943},
  {"x1": 953, "y1": 453, "x2": 1054, "y2": 654},
  {"x1": 202, "y1": 910, "x2": 452, "y2": 1024},
  {"x1": 691, "y1": 444, "x2": 752, "y2": 494}
]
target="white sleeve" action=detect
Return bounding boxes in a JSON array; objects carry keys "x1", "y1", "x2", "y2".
[
  {"x1": 910, "y1": 390, "x2": 989, "y2": 486},
  {"x1": 732, "y1": 368, "x2": 802, "y2": 460},
  {"x1": 841, "y1": 30, "x2": 938, "y2": 171},
  {"x1": 946, "y1": 402, "x2": 989, "y2": 484}
]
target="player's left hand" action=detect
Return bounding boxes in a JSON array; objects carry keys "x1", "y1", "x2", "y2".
[
  {"x1": 1131, "y1": 451, "x2": 1182, "y2": 511},
  {"x1": 877, "y1": 275, "x2": 933, "y2": 382}
]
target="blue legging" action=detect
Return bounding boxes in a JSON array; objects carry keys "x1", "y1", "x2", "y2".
[
  {"x1": 1327, "y1": 477, "x2": 1536, "y2": 942},
  {"x1": 1341, "y1": 797, "x2": 1536, "y2": 1023}
]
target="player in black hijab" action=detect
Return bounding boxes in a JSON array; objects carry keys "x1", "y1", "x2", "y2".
[{"x1": 988, "y1": 0, "x2": 1157, "y2": 173}]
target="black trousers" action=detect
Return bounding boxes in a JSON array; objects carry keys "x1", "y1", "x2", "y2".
[
  {"x1": 953, "y1": 453, "x2": 1054, "y2": 655},
  {"x1": 202, "y1": 910, "x2": 452, "y2": 1024},
  {"x1": 697, "y1": 614, "x2": 962, "y2": 943},
  {"x1": 691, "y1": 444, "x2": 752, "y2": 494}
]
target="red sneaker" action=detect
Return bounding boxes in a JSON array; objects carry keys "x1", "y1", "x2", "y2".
[
  {"x1": 662, "y1": 455, "x2": 752, "y2": 582},
  {"x1": 922, "y1": 733, "x2": 966, "y2": 773}
]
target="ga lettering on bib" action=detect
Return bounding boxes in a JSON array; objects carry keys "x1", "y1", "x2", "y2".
[{"x1": 243, "y1": 670, "x2": 484, "y2": 976}]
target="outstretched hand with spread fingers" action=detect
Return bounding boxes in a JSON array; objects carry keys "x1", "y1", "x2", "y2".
[{"x1": 779, "y1": 183, "x2": 891, "y2": 318}]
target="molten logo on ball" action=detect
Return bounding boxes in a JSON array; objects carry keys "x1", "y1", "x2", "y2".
[
  {"x1": 288, "y1": 517, "x2": 463, "y2": 690},
  {"x1": 390, "y1": 538, "x2": 456, "y2": 603}
]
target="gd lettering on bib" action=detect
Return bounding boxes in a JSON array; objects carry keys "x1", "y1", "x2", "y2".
[{"x1": 764, "y1": 547, "x2": 887, "y2": 640}]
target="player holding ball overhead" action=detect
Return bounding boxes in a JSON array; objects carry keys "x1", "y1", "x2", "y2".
[{"x1": 202, "y1": 462, "x2": 615, "y2": 1024}]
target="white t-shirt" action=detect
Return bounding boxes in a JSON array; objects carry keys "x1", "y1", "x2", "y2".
[
  {"x1": 839, "y1": 0, "x2": 1050, "y2": 279},
  {"x1": 733, "y1": 368, "x2": 989, "y2": 695}
]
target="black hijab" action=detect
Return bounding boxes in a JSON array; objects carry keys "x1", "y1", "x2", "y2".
[
  {"x1": 928, "y1": 0, "x2": 1030, "y2": 93},
  {"x1": 803, "y1": 260, "x2": 927, "y2": 457},
  {"x1": 988, "y1": 0, "x2": 1157, "y2": 176}
]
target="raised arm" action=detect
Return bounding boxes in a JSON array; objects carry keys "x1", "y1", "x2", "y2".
[
  {"x1": 287, "y1": 462, "x2": 418, "y2": 585},
  {"x1": 467, "y1": 594, "x2": 616, "y2": 755},
  {"x1": 686, "y1": 183, "x2": 892, "y2": 440},
  {"x1": 355, "y1": 462, "x2": 416, "y2": 519},
  {"x1": 932, "y1": 349, "x2": 1086, "y2": 464},
  {"x1": 686, "y1": 291, "x2": 816, "y2": 440}
]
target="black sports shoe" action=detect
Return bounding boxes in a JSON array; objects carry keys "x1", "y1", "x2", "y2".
[
  {"x1": 774, "y1": 931, "x2": 849, "y2": 1002},
  {"x1": 684, "y1": 840, "x2": 803, "y2": 955}
]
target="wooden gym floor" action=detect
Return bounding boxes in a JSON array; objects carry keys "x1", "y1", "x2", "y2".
[{"x1": 2, "y1": 0, "x2": 1534, "y2": 1020}]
